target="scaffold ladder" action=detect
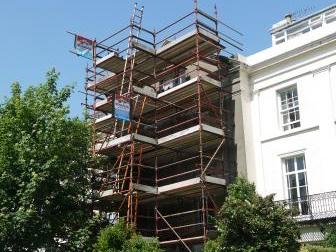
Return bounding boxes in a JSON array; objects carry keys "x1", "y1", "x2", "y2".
[
  {"x1": 120, "y1": 3, "x2": 144, "y2": 94},
  {"x1": 112, "y1": 3, "x2": 144, "y2": 139}
]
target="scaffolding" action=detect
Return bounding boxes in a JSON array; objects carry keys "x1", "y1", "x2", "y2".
[{"x1": 80, "y1": 2, "x2": 242, "y2": 251}]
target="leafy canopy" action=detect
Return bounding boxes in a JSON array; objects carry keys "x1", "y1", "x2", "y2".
[
  {"x1": 205, "y1": 177, "x2": 300, "y2": 252},
  {"x1": 0, "y1": 69, "x2": 95, "y2": 251},
  {"x1": 94, "y1": 220, "x2": 162, "y2": 252}
]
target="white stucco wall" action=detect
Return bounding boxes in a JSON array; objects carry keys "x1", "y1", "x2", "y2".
[{"x1": 241, "y1": 19, "x2": 336, "y2": 200}]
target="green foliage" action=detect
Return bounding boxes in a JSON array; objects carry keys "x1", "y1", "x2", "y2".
[
  {"x1": 122, "y1": 235, "x2": 162, "y2": 252},
  {"x1": 300, "y1": 245, "x2": 336, "y2": 252},
  {"x1": 94, "y1": 221, "x2": 132, "y2": 252},
  {"x1": 205, "y1": 177, "x2": 300, "y2": 252},
  {"x1": 324, "y1": 227, "x2": 336, "y2": 248},
  {"x1": 204, "y1": 239, "x2": 221, "y2": 252},
  {"x1": 0, "y1": 69, "x2": 95, "y2": 251},
  {"x1": 94, "y1": 220, "x2": 162, "y2": 252},
  {"x1": 65, "y1": 217, "x2": 103, "y2": 251}
]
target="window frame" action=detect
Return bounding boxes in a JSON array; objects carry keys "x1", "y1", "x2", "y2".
[
  {"x1": 282, "y1": 154, "x2": 310, "y2": 216},
  {"x1": 278, "y1": 85, "x2": 301, "y2": 131}
]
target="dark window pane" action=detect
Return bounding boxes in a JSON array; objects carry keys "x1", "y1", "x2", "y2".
[
  {"x1": 297, "y1": 156, "x2": 305, "y2": 170},
  {"x1": 286, "y1": 159, "x2": 295, "y2": 172},
  {"x1": 301, "y1": 201, "x2": 309, "y2": 215},
  {"x1": 289, "y1": 188, "x2": 298, "y2": 200},
  {"x1": 289, "y1": 110, "x2": 296, "y2": 121},
  {"x1": 280, "y1": 93, "x2": 286, "y2": 102},
  {"x1": 288, "y1": 174, "x2": 296, "y2": 188},
  {"x1": 298, "y1": 172, "x2": 306, "y2": 186},
  {"x1": 299, "y1": 186, "x2": 308, "y2": 198},
  {"x1": 291, "y1": 122, "x2": 300, "y2": 129}
]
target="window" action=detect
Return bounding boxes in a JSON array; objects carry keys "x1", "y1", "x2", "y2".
[
  {"x1": 325, "y1": 9, "x2": 336, "y2": 24},
  {"x1": 279, "y1": 86, "x2": 301, "y2": 131},
  {"x1": 287, "y1": 21, "x2": 310, "y2": 40},
  {"x1": 283, "y1": 155, "x2": 309, "y2": 215},
  {"x1": 310, "y1": 15, "x2": 323, "y2": 30},
  {"x1": 273, "y1": 31, "x2": 286, "y2": 45},
  {"x1": 160, "y1": 70, "x2": 188, "y2": 92},
  {"x1": 273, "y1": 7, "x2": 336, "y2": 46}
]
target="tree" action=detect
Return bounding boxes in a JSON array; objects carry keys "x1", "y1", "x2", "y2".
[
  {"x1": 205, "y1": 177, "x2": 300, "y2": 252},
  {"x1": 94, "y1": 220, "x2": 162, "y2": 252},
  {"x1": 0, "y1": 69, "x2": 96, "y2": 251}
]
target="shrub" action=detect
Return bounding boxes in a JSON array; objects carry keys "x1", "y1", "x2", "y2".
[
  {"x1": 205, "y1": 177, "x2": 300, "y2": 252},
  {"x1": 93, "y1": 220, "x2": 132, "y2": 252},
  {"x1": 122, "y1": 235, "x2": 162, "y2": 252},
  {"x1": 300, "y1": 245, "x2": 336, "y2": 252},
  {"x1": 324, "y1": 227, "x2": 336, "y2": 248},
  {"x1": 93, "y1": 220, "x2": 162, "y2": 252}
]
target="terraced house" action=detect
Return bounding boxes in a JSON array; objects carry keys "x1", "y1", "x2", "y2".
[{"x1": 238, "y1": 4, "x2": 336, "y2": 242}]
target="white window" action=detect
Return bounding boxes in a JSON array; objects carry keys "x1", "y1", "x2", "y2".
[
  {"x1": 283, "y1": 155, "x2": 309, "y2": 215},
  {"x1": 273, "y1": 31, "x2": 286, "y2": 45},
  {"x1": 287, "y1": 21, "x2": 310, "y2": 40},
  {"x1": 310, "y1": 15, "x2": 323, "y2": 30},
  {"x1": 325, "y1": 9, "x2": 336, "y2": 24},
  {"x1": 273, "y1": 7, "x2": 336, "y2": 46},
  {"x1": 279, "y1": 85, "x2": 301, "y2": 131}
]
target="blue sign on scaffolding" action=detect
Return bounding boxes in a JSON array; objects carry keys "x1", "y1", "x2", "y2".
[{"x1": 114, "y1": 94, "x2": 130, "y2": 121}]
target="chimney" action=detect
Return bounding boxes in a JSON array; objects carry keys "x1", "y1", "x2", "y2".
[
  {"x1": 271, "y1": 14, "x2": 294, "y2": 34},
  {"x1": 285, "y1": 14, "x2": 293, "y2": 24}
]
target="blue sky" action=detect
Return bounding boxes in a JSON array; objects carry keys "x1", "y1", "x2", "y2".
[{"x1": 1, "y1": 0, "x2": 335, "y2": 117}]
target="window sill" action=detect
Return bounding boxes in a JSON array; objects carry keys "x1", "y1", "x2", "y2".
[{"x1": 261, "y1": 125, "x2": 319, "y2": 143}]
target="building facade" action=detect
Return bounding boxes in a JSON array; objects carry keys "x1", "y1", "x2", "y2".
[{"x1": 239, "y1": 5, "x2": 336, "y2": 241}]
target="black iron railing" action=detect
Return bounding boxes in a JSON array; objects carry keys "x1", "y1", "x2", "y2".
[{"x1": 278, "y1": 191, "x2": 336, "y2": 222}]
